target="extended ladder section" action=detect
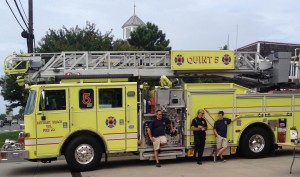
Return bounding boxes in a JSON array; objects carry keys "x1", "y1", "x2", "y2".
[{"x1": 4, "y1": 51, "x2": 274, "y2": 84}]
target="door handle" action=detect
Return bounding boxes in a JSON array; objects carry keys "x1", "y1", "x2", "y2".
[
  {"x1": 37, "y1": 113, "x2": 46, "y2": 120},
  {"x1": 70, "y1": 106, "x2": 74, "y2": 126},
  {"x1": 127, "y1": 105, "x2": 130, "y2": 123}
]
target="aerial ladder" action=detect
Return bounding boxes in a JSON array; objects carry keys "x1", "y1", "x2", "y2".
[{"x1": 4, "y1": 50, "x2": 284, "y2": 88}]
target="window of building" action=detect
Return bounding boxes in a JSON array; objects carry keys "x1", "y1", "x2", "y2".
[
  {"x1": 126, "y1": 27, "x2": 131, "y2": 39},
  {"x1": 99, "y1": 88, "x2": 122, "y2": 108},
  {"x1": 40, "y1": 90, "x2": 66, "y2": 111},
  {"x1": 79, "y1": 89, "x2": 94, "y2": 109}
]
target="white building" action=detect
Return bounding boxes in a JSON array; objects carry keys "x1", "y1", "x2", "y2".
[{"x1": 122, "y1": 6, "x2": 145, "y2": 40}]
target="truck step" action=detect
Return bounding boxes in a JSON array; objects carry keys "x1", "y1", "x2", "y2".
[{"x1": 139, "y1": 146, "x2": 185, "y2": 160}]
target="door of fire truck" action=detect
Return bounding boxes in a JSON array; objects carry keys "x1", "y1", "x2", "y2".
[
  {"x1": 69, "y1": 86, "x2": 97, "y2": 134},
  {"x1": 97, "y1": 85, "x2": 126, "y2": 151},
  {"x1": 36, "y1": 87, "x2": 70, "y2": 157}
]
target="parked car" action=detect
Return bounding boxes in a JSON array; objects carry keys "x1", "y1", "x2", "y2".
[
  {"x1": 3, "y1": 118, "x2": 11, "y2": 126},
  {"x1": 11, "y1": 119, "x2": 18, "y2": 124}
]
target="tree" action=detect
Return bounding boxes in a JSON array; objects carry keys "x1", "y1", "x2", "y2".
[
  {"x1": 128, "y1": 22, "x2": 171, "y2": 51},
  {"x1": 0, "y1": 114, "x2": 6, "y2": 120},
  {"x1": 220, "y1": 45, "x2": 228, "y2": 50},
  {"x1": 0, "y1": 75, "x2": 27, "y2": 113},
  {"x1": 37, "y1": 21, "x2": 114, "y2": 52},
  {"x1": 112, "y1": 39, "x2": 138, "y2": 51}
]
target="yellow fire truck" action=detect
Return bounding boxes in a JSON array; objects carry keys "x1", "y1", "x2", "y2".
[{"x1": 0, "y1": 50, "x2": 298, "y2": 171}]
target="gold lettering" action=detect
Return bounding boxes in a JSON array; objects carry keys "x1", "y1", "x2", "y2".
[
  {"x1": 207, "y1": 56, "x2": 212, "y2": 63},
  {"x1": 37, "y1": 121, "x2": 50, "y2": 125},
  {"x1": 193, "y1": 56, "x2": 198, "y2": 64},
  {"x1": 52, "y1": 120, "x2": 62, "y2": 124},
  {"x1": 187, "y1": 57, "x2": 193, "y2": 64},
  {"x1": 215, "y1": 56, "x2": 219, "y2": 63},
  {"x1": 202, "y1": 56, "x2": 207, "y2": 64},
  {"x1": 46, "y1": 125, "x2": 52, "y2": 128},
  {"x1": 185, "y1": 56, "x2": 221, "y2": 65}
]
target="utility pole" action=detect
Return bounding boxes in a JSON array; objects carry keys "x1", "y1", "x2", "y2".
[{"x1": 28, "y1": 0, "x2": 33, "y2": 53}]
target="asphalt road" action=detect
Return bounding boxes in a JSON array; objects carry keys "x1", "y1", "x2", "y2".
[
  {"x1": 0, "y1": 148, "x2": 299, "y2": 177},
  {"x1": 0, "y1": 121, "x2": 23, "y2": 133}
]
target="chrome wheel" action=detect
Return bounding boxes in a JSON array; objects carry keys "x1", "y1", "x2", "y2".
[
  {"x1": 74, "y1": 144, "x2": 95, "y2": 165},
  {"x1": 248, "y1": 134, "x2": 265, "y2": 153}
]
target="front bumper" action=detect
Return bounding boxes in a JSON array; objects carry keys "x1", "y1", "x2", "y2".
[{"x1": 0, "y1": 150, "x2": 29, "y2": 161}]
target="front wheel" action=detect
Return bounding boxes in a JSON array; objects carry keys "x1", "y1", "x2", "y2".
[
  {"x1": 65, "y1": 136, "x2": 102, "y2": 172},
  {"x1": 240, "y1": 127, "x2": 271, "y2": 158}
]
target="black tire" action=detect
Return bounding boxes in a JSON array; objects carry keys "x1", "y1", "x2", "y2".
[
  {"x1": 65, "y1": 136, "x2": 102, "y2": 172},
  {"x1": 240, "y1": 127, "x2": 271, "y2": 158}
]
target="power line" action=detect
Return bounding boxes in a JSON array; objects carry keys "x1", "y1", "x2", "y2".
[
  {"x1": 13, "y1": 0, "x2": 29, "y2": 29},
  {"x1": 5, "y1": 0, "x2": 25, "y2": 30},
  {"x1": 19, "y1": 0, "x2": 28, "y2": 21}
]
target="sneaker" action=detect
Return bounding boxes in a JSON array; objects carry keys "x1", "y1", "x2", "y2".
[
  {"x1": 197, "y1": 161, "x2": 202, "y2": 165},
  {"x1": 156, "y1": 163, "x2": 161, "y2": 167},
  {"x1": 220, "y1": 157, "x2": 226, "y2": 162},
  {"x1": 216, "y1": 156, "x2": 225, "y2": 162}
]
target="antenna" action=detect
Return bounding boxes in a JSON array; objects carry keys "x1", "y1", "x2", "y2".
[
  {"x1": 134, "y1": 1, "x2": 136, "y2": 15},
  {"x1": 235, "y1": 24, "x2": 239, "y2": 51},
  {"x1": 227, "y1": 34, "x2": 230, "y2": 49}
]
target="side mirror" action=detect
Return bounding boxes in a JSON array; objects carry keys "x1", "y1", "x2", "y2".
[{"x1": 41, "y1": 90, "x2": 46, "y2": 110}]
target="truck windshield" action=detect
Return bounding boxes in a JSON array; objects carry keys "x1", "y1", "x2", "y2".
[{"x1": 24, "y1": 90, "x2": 36, "y2": 115}]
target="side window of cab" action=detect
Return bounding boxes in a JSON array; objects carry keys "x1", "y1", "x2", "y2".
[
  {"x1": 39, "y1": 90, "x2": 66, "y2": 111},
  {"x1": 79, "y1": 89, "x2": 94, "y2": 109}
]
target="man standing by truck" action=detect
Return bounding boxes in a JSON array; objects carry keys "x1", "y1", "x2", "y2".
[
  {"x1": 147, "y1": 110, "x2": 175, "y2": 167},
  {"x1": 191, "y1": 109, "x2": 207, "y2": 165},
  {"x1": 214, "y1": 111, "x2": 240, "y2": 162}
]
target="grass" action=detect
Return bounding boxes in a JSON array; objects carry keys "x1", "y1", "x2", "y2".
[{"x1": 0, "y1": 131, "x2": 20, "y2": 148}]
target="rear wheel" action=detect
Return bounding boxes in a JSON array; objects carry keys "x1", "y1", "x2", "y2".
[
  {"x1": 240, "y1": 127, "x2": 271, "y2": 158},
  {"x1": 65, "y1": 136, "x2": 102, "y2": 172}
]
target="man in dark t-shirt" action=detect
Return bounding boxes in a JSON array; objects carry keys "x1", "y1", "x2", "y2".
[
  {"x1": 191, "y1": 109, "x2": 207, "y2": 165},
  {"x1": 214, "y1": 110, "x2": 240, "y2": 162},
  {"x1": 147, "y1": 110, "x2": 175, "y2": 167}
]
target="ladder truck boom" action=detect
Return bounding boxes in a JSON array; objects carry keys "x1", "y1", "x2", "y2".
[{"x1": 4, "y1": 50, "x2": 291, "y2": 87}]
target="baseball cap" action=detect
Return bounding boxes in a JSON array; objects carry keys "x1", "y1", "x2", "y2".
[{"x1": 198, "y1": 109, "x2": 204, "y2": 113}]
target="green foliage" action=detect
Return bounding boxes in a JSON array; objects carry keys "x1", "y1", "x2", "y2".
[
  {"x1": 112, "y1": 39, "x2": 138, "y2": 51},
  {"x1": 0, "y1": 75, "x2": 27, "y2": 113},
  {"x1": 220, "y1": 45, "x2": 228, "y2": 50},
  {"x1": 0, "y1": 114, "x2": 6, "y2": 120},
  {"x1": 128, "y1": 22, "x2": 171, "y2": 51},
  {"x1": 0, "y1": 131, "x2": 20, "y2": 147},
  {"x1": 36, "y1": 21, "x2": 114, "y2": 52}
]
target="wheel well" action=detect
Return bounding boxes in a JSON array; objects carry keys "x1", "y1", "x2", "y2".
[
  {"x1": 60, "y1": 130, "x2": 106, "y2": 156},
  {"x1": 239, "y1": 123, "x2": 275, "y2": 146}
]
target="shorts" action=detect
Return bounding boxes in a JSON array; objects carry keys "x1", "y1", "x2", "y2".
[
  {"x1": 216, "y1": 135, "x2": 228, "y2": 149},
  {"x1": 153, "y1": 136, "x2": 167, "y2": 150}
]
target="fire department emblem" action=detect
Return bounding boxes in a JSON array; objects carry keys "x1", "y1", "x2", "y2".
[
  {"x1": 222, "y1": 54, "x2": 231, "y2": 65},
  {"x1": 174, "y1": 54, "x2": 184, "y2": 66},
  {"x1": 106, "y1": 116, "x2": 116, "y2": 128}
]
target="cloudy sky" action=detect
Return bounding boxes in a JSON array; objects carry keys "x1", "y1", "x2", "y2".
[{"x1": 0, "y1": 0, "x2": 300, "y2": 114}]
